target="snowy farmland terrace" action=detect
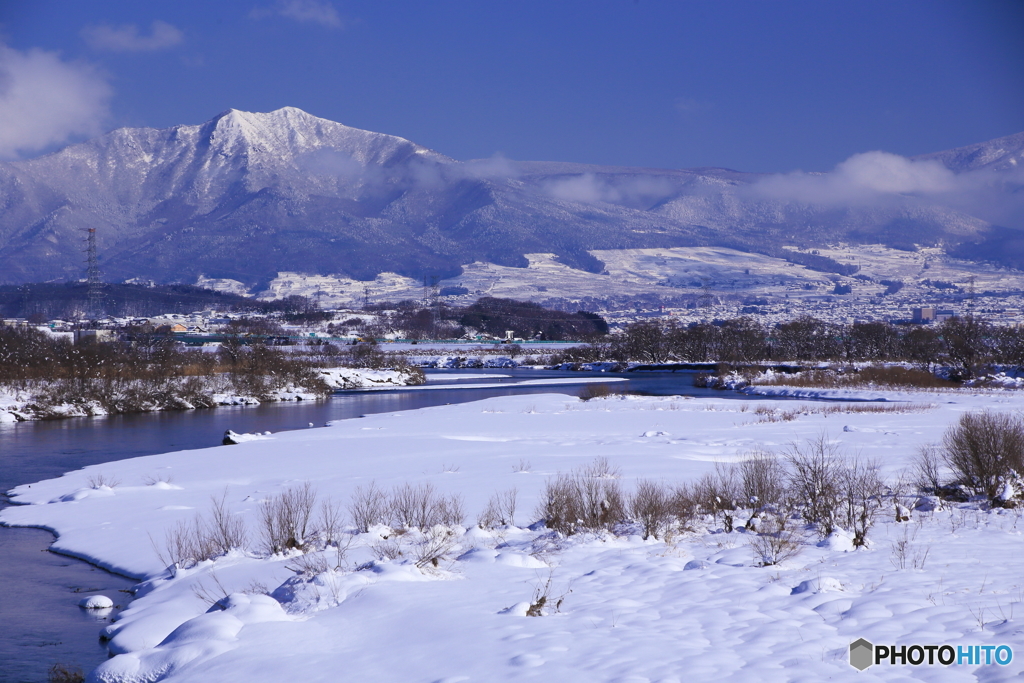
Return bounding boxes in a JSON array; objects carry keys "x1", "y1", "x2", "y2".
[{"x1": 3, "y1": 387, "x2": 1024, "y2": 682}]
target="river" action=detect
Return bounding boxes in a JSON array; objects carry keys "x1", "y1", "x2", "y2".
[{"x1": 0, "y1": 368, "x2": 740, "y2": 682}]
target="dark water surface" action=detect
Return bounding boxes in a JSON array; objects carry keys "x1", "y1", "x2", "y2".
[{"x1": 0, "y1": 369, "x2": 733, "y2": 682}]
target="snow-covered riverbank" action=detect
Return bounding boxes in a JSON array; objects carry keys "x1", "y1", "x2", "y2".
[
  {"x1": 3, "y1": 389, "x2": 1024, "y2": 681},
  {"x1": 0, "y1": 367, "x2": 422, "y2": 423}
]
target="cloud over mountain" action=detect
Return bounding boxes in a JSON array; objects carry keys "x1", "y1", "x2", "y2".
[{"x1": 0, "y1": 43, "x2": 111, "y2": 159}]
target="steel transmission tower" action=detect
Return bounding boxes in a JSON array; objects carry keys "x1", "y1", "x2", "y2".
[{"x1": 85, "y1": 228, "x2": 104, "y2": 318}]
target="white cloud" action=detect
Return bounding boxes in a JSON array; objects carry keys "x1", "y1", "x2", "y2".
[
  {"x1": 81, "y1": 20, "x2": 184, "y2": 52},
  {"x1": 251, "y1": 0, "x2": 344, "y2": 28},
  {"x1": 0, "y1": 43, "x2": 112, "y2": 159},
  {"x1": 749, "y1": 151, "x2": 962, "y2": 205},
  {"x1": 544, "y1": 173, "x2": 677, "y2": 208},
  {"x1": 749, "y1": 150, "x2": 1024, "y2": 228},
  {"x1": 460, "y1": 154, "x2": 520, "y2": 180}
]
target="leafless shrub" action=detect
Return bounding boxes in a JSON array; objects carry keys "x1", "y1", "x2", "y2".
[
  {"x1": 349, "y1": 481, "x2": 390, "y2": 533},
  {"x1": 390, "y1": 483, "x2": 464, "y2": 529},
  {"x1": 47, "y1": 663, "x2": 85, "y2": 683},
  {"x1": 207, "y1": 491, "x2": 248, "y2": 555},
  {"x1": 785, "y1": 435, "x2": 844, "y2": 537},
  {"x1": 413, "y1": 527, "x2": 458, "y2": 569},
  {"x1": 163, "y1": 516, "x2": 218, "y2": 568},
  {"x1": 739, "y1": 449, "x2": 786, "y2": 511},
  {"x1": 478, "y1": 487, "x2": 519, "y2": 529},
  {"x1": 191, "y1": 572, "x2": 230, "y2": 606},
  {"x1": 913, "y1": 444, "x2": 945, "y2": 493},
  {"x1": 890, "y1": 525, "x2": 930, "y2": 570},
  {"x1": 836, "y1": 457, "x2": 886, "y2": 547},
  {"x1": 287, "y1": 551, "x2": 332, "y2": 577},
  {"x1": 526, "y1": 571, "x2": 571, "y2": 616},
  {"x1": 87, "y1": 473, "x2": 120, "y2": 489},
  {"x1": 142, "y1": 472, "x2": 173, "y2": 486},
  {"x1": 317, "y1": 497, "x2": 345, "y2": 547},
  {"x1": 259, "y1": 482, "x2": 318, "y2": 554},
  {"x1": 512, "y1": 459, "x2": 531, "y2": 473},
  {"x1": 537, "y1": 458, "x2": 625, "y2": 535},
  {"x1": 628, "y1": 479, "x2": 672, "y2": 540},
  {"x1": 693, "y1": 464, "x2": 740, "y2": 531},
  {"x1": 668, "y1": 483, "x2": 699, "y2": 529},
  {"x1": 370, "y1": 538, "x2": 403, "y2": 561},
  {"x1": 585, "y1": 457, "x2": 620, "y2": 479},
  {"x1": 941, "y1": 411, "x2": 1024, "y2": 502},
  {"x1": 749, "y1": 506, "x2": 803, "y2": 566}
]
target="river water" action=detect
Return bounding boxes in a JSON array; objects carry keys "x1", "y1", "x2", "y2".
[{"x1": 0, "y1": 369, "x2": 737, "y2": 682}]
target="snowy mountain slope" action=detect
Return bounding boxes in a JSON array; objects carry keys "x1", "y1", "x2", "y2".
[
  {"x1": 913, "y1": 130, "x2": 1024, "y2": 173},
  {"x1": 0, "y1": 107, "x2": 1020, "y2": 287}
]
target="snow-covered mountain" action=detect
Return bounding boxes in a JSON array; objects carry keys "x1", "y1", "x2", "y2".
[{"x1": 0, "y1": 107, "x2": 1020, "y2": 286}]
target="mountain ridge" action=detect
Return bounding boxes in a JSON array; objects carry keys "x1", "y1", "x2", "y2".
[{"x1": 0, "y1": 107, "x2": 1021, "y2": 287}]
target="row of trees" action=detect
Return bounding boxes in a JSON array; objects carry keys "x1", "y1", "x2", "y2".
[
  {"x1": 0, "y1": 326, "x2": 329, "y2": 393},
  {"x1": 557, "y1": 315, "x2": 1018, "y2": 378}
]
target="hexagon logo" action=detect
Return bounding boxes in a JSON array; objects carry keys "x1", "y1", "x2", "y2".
[{"x1": 849, "y1": 638, "x2": 874, "y2": 671}]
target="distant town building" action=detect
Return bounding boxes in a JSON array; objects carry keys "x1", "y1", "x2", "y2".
[
  {"x1": 912, "y1": 307, "x2": 935, "y2": 323},
  {"x1": 73, "y1": 329, "x2": 117, "y2": 344}
]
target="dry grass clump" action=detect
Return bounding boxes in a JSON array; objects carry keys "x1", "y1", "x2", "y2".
[
  {"x1": 752, "y1": 402, "x2": 932, "y2": 423},
  {"x1": 751, "y1": 365, "x2": 957, "y2": 389},
  {"x1": 47, "y1": 663, "x2": 85, "y2": 683},
  {"x1": 578, "y1": 383, "x2": 616, "y2": 401}
]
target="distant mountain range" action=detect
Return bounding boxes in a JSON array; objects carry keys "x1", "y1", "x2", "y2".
[{"x1": 1, "y1": 107, "x2": 1021, "y2": 288}]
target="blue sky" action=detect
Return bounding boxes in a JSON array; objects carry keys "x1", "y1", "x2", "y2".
[{"x1": 1, "y1": 0, "x2": 1022, "y2": 171}]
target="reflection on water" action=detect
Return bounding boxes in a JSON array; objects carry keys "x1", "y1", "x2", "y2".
[{"x1": 0, "y1": 368, "x2": 724, "y2": 681}]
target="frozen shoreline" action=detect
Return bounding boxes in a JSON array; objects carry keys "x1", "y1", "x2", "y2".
[{"x1": 4, "y1": 389, "x2": 1024, "y2": 681}]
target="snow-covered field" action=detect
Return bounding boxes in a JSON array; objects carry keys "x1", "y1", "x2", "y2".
[
  {"x1": 206, "y1": 244, "x2": 1024, "y2": 312},
  {"x1": 3, "y1": 388, "x2": 1024, "y2": 681}
]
